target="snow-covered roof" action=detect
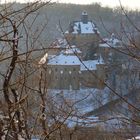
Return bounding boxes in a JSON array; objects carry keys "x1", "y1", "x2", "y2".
[
  {"x1": 81, "y1": 57, "x2": 104, "y2": 71},
  {"x1": 65, "y1": 11, "x2": 99, "y2": 34},
  {"x1": 81, "y1": 60, "x2": 98, "y2": 71},
  {"x1": 63, "y1": 46, "x2": 82, "y2": 55},
  {"x1": 99, "y1": 40, "x2": 122, "y2": 48},
  {"x1": 76, "y1": 21, "x2": 95, "y2": 34},
  {"x1": 99, "y1": 34, "x2": 123, "y2": 48},
  {"x1": 39, "y1": 50, "x2": 104, "y2": 71},
  {"x1": 49, "y1": 39, "x2": 82, "y2": 55},
  {"x1": 48, "y1": 54, "x2": 81, "y2": 65},
  {"x1": 47, "y1": 53, "x2": 104, "y2": 69},
  {"x1": 50, "y1": 38, "x2": 68, "y2": 49},
  {"x1": 128, "y1": 136, "x2": 140, "y2": 140},
  {"x1": 66, "y1": 21, "x2": 99, "y2": 34}
]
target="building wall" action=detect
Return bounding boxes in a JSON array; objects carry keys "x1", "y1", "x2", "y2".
[
  {"x1": 98, "y1": 46, "x2": 126, "y2": 63},
  {"x1": 98, "y1": 47, "x2": 110, "y2": 62},
  {"x1": 45, "y1": 64, "x2": 80, "y2": 90},
  {"x1": 42, "y1": 62, "x2": 106, "y2": 90},
  {"x1": 80, "y1": 70, "x2": 98, "y2": 88},
  {"x1": 65, "y1": 33, "x2": 100, "y2": 60},
  {"x1": 96, "y1": 64, "x2": 106, "y2": 89},
  {"x1": 80, "y1": 64, "x2": 106, "y2": 89}
]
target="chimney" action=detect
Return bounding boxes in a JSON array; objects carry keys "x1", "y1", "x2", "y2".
[{"x1": 81, "y1": 11, "x2": 88, "y2": 24}]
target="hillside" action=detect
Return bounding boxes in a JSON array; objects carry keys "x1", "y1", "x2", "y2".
[{"x1": 11, "y1": 3, "x2": 140, "y2": 48}]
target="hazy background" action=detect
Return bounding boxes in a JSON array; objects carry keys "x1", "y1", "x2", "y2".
[{"x1": 1, "y1": 0, "x2": 140, "y2": 9}]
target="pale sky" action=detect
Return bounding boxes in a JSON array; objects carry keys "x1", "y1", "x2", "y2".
[
  {"x1": 59, "y1": 0, "x2": 140, "y2": 9},
  {"x1": 1, "y1": 0, "x2": 140, "y2": 10}
]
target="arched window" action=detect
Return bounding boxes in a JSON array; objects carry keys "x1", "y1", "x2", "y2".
[
  {"x1": 79, "y1": 71, "x2": 81, "y2": 74},
  {"x1": 60, "y1": 70, "x2": 63, "y2": 74},
  {"x1": 49, "y1": 70, "x2": 51, "y2": 74},
  {"x1": 69, "y1": 71, "x2": 72, "y2": 74}
]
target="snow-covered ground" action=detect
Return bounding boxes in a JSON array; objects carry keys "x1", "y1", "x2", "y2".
[
  {"x1": 47, "y1": 87, "x2": 112, "y2": 128},
  {"x1": 128, "y1": 136, "x2": 140, "y2": 140},
  {"x1": 47, "y1": 87, "x2": 133, "y2": 131}
]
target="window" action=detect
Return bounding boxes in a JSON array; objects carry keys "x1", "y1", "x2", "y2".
[
  {"x1": 69, "y1": 71, "x2": 72, "y2": 74},
  {"x1": 106, "y1": 74, "x2": 108, "y2": 79},
  {"x1": 60, "y1": 70, "x2": 63, "y2": 74},
  {"x1": 49, "y1": 70, "x2": 51, "y2": 74},
  {"x1": 55, "y1": 76, "x2": 58, "y2": 80}
]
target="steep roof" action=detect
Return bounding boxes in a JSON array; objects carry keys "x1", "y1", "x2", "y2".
[
  {"x1": 47, "y1": 53, "x2": 104, "y2": 71},
  {"x1": 66, "y1": 21, "x2": 99, "y2": 34},
  {"x1": 75, "y1": 21, "x2": 97, "y2": 34},
  {"x1": 50, "y1": 38, "x2": 68, "y2": 49},
  {"x1": 65, "y1": 11, "x2": 99, "y2": 35},
  {"x1": 81, "y1": 56, "x2": 104, "y2": 71},
  {"x1": 63, "y1": 46, "x2": 82, "y2": 55},
  {"x1": 99, "y1": 35, "x2": 123, "y2": 48},
  {"x1": 48, "y1": 54, "x2": 81, "y2": 65}
]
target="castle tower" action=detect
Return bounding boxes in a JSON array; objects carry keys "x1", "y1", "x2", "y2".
[
  {"x1": 81, "y1": 11, "x2": 88, "y2": 24},
  {"x1": 65, "y1": 11, "x2": 100, "y2": 60}
]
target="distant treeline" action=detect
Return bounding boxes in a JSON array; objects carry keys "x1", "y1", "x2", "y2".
[
  {"x1": 41, "y1": 3, "x2": 140, "y2": 43},
  {"x1": 2, "y1": 2, "x2": 140, "y2": 46}
]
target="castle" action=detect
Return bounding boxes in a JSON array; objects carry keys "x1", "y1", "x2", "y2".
[
  {"x1": 39, "y1": 40, "x2": 105, "y2": 90},
  {"x1": 38, "y1": 11, "x2": 140, "y2": 132},
  {"x1": 65, "y1": 11, "x2": 100, "y2": 60},
  {"x1": 39, "y1": 11, "x2": 127, "y2": 91}
]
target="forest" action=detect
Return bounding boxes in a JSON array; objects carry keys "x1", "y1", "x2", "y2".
[{"x1": 0, "y1": 1, "x2": 140, "y2": 140}]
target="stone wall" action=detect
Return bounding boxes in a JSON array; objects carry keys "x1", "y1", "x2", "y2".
[
  {"x1": 45, "y1": 64, "x2": 80, "y2": 90},
  {"x1": 65, "y1": 33, "x2": 100, "y2": 60}
]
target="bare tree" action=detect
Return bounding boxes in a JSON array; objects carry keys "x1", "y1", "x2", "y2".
[{"x1": 0, "y1": 1, "x2": 53, "y2": 139}]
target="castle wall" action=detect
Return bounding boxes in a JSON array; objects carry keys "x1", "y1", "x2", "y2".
[
  {"x1": 80, "y1": 64, "x2": 105, "y2": 89},
  {"x1": 45, "y1": 65, "x2": 80, "y2": 90},
  {"x1": 65, "y1": 33, "x2": 100, "y2": 60}
]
